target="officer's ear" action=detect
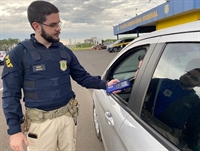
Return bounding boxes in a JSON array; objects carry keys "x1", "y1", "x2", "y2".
[{"x1": 32, "y1": 22, "x2": 41, "y2": 31}]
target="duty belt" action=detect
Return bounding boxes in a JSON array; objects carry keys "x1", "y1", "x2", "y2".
[{"x1": 26, "y1": 100, "x2": 73, "y2": 123}]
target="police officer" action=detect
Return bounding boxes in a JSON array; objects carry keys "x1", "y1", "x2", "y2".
[
  {"x1": 1, "y1": 1, "x2": 119, "y2": 151},
  {"x1": 153, "y1": 68, "x2": 200, "y2": 122},
  {"x1": 145, "y1": 68, "x2": 200, "y2": 150}
]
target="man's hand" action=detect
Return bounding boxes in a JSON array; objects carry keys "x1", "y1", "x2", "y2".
[
  {"x1": 107, "y1": 79, "x2": 120, "y2": 86},
  {"x1": 107, "y1": 79, "x2": 121, "y2": 93},
  {"x1": 10, "y1": 132, "x2": 29, "y2": 151}
]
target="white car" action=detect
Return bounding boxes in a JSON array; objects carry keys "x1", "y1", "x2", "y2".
[
  {"x1": 93, "y1": 20, "x2": 200, "y2": 151},
  {"x1": 0, "y1": 51, "x2": 7, "y2": 65}
]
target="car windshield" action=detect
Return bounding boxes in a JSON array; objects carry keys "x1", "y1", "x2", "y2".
[{"x1": 114, "y1": 40, "x2": 121, "y2": 44}]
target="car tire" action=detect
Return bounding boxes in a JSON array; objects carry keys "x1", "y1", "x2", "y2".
[
  {"x1": 118, "y1": 47, "x2": 122, "y2": 51},
  {"x1": 113, "y1": 47, "x2": 118, "y2": 52},
  {"x1": 93, "y1": 103, "x2": 102, "y2": 141},
  {"x1": 108, "y1": 48, "x2": 113, "y2": 53}
]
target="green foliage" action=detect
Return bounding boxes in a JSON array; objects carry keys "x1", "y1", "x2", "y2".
[
  {"x1": 0, "y1": 37, "x2": 138, "y2": 51},
  {"x1": 0, "y1": 38, "x2": 20, "y2": 51},
  {"x1": 120, "y1": 36, "x2": 137, "y2": 40},
  {"x1": 104, "y1": 39, "x2": 117, "y2": 43},
  {"x1": 75, "y1": 43, "x2": 93, "y2": 48},
  {"x1": 68, "y1": 46, "x2": 92, "y2": 51},
  {"x1": 104, "y1": 37, "x2": 137, "y2": 43}
]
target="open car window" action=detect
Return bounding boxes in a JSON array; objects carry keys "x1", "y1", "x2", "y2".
[
  {"x1": 113, "y1": 49, "x2": 146, "y2": 80},
  {"x1": 106, "y1": 46, "x2": 148, "y2": 103}
]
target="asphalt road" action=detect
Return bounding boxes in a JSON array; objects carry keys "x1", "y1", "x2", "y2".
[{"x1": 0, "y1": 49, "x2": 118, "y2": 151}]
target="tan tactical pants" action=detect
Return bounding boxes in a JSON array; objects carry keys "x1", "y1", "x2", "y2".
[{"x1": 27, "y1": 115, "x2": 76, "y2": 151}]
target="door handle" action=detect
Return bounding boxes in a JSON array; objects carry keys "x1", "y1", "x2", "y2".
[{"x1": 105, "y1": 111, "x2": 114, "y2": 126}]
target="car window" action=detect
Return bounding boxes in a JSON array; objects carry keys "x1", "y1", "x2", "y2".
[
  {"x1": 108, "y1": 46, "x2": 148, "y2": 103},
  {"x1": 120, "y1": 40, "x2": 125, "y2": 43},
  {"x1": 141, "y1": 43, "x2": 200, "y2": 151},
  {"x1": 114, "y1": 40, "x2": 121, "y2": 44},
  {"x1": 124, "y1": 39, "x2": 128, "y2": 42},
  {"x1": 113, "y1": 49, "x2": 146, "y2": 80},
  {"x1": 124, "y1": 39, "x2": 134, "y2": 42}
]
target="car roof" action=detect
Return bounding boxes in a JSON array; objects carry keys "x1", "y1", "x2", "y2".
[{"x1": 133, "y1": 20, "x2": 200, "y2": 43}]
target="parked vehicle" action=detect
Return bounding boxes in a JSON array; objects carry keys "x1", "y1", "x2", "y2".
[
  {"x1": 0, "y1": 51, "x2": 7, "y2": 65},
  {"x1": 93, "y1": 20, "x2": 200, "y2": 151},
  {"x1": 107, "y1": 37, "x2": 135, "y2": 53},
  {"x1": 91, "y1": 44, "x2": 107, "y2": 50},
  {"x1": 101, "y1": 44, "x2": 107, "y2": 49},
  {"x1": 90, "y1": 45, "x2": 98, "y2": 50}
]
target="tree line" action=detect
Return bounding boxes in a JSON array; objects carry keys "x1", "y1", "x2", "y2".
[
  {"x1": 0, "y1": 37, "x2": 136, "y2": 51},
  {"x1": 0, "y1": 38, "x2": 117, "y2": 51},
  {"x1": 0, "y1": 38, "x2": 21, "y2": 51}
]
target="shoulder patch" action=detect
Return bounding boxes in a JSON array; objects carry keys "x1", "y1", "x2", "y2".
[{"x1": 5, "y1": 55, "x2": 13, "y2": 68}]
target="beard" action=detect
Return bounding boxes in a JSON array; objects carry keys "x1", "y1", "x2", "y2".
[
  {"x1": 41, "y1": 28, "x2": 60, "y2": 43},
  {"x1": 179, "y1": 76, "x2": 197, "y2": 88},
  {"x1": 180, "y1": 81, "x2": 195, "y2": 88}
]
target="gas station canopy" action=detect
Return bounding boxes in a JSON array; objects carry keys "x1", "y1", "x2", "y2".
[{"x1": 113, "y1": 0, "x2": 200, "y2": 37}]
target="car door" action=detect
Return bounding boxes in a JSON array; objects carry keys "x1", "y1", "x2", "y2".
[
  {"x1": 120, "y1": 32, "x2": 200, "y2": 151},
  {"x1": 93, "y1": 44, "x2": 151, "y2": 151},
  {"x1": 94, "y1": 36, "x2": 163, "y2": 151},
  {"x1": 116, "y1": 42, "x2": 171, "y2": 150},
  {"x1": 93, "y1": 90, "x2": 129, "y2": 150}
]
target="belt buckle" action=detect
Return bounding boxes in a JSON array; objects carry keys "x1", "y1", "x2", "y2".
[
  {"x1": 54, "y1": 109, "x2": 59, "y2": 118},
  {"x1": 56, "y1": 107, "x2": 63, "y2": 113},
  {"x1": 48, "y1": 109, "x2": 59, "y2": 119},
  {"x1": 49, "y1": 106, "x2": 66, "y2": 120},
  {"x1": 38, "y1": 111, "x2": 44, "y2": 119},
  {"x1": 55, "y1": 107, "x2": 64, "y2": 116}
]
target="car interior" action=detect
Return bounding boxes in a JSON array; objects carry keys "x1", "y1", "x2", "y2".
[{"x1": 111, "y1": 48, "x2": 147, "y2": 103}]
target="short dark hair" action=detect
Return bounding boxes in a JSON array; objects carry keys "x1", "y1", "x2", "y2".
[
  {"x1": 194, "y1": 68, "x2": 200, "y2": 73},
  {"x1": 138, "y1": 55, "x2": 145, "y2": 61},
  {"x1": 27, "y1": 1, "x2": 59, "y2": 29}
]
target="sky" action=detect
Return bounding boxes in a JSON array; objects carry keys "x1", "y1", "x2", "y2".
[{"x1": 0, "y1": 0, "x2": 166, "y2": 44}]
